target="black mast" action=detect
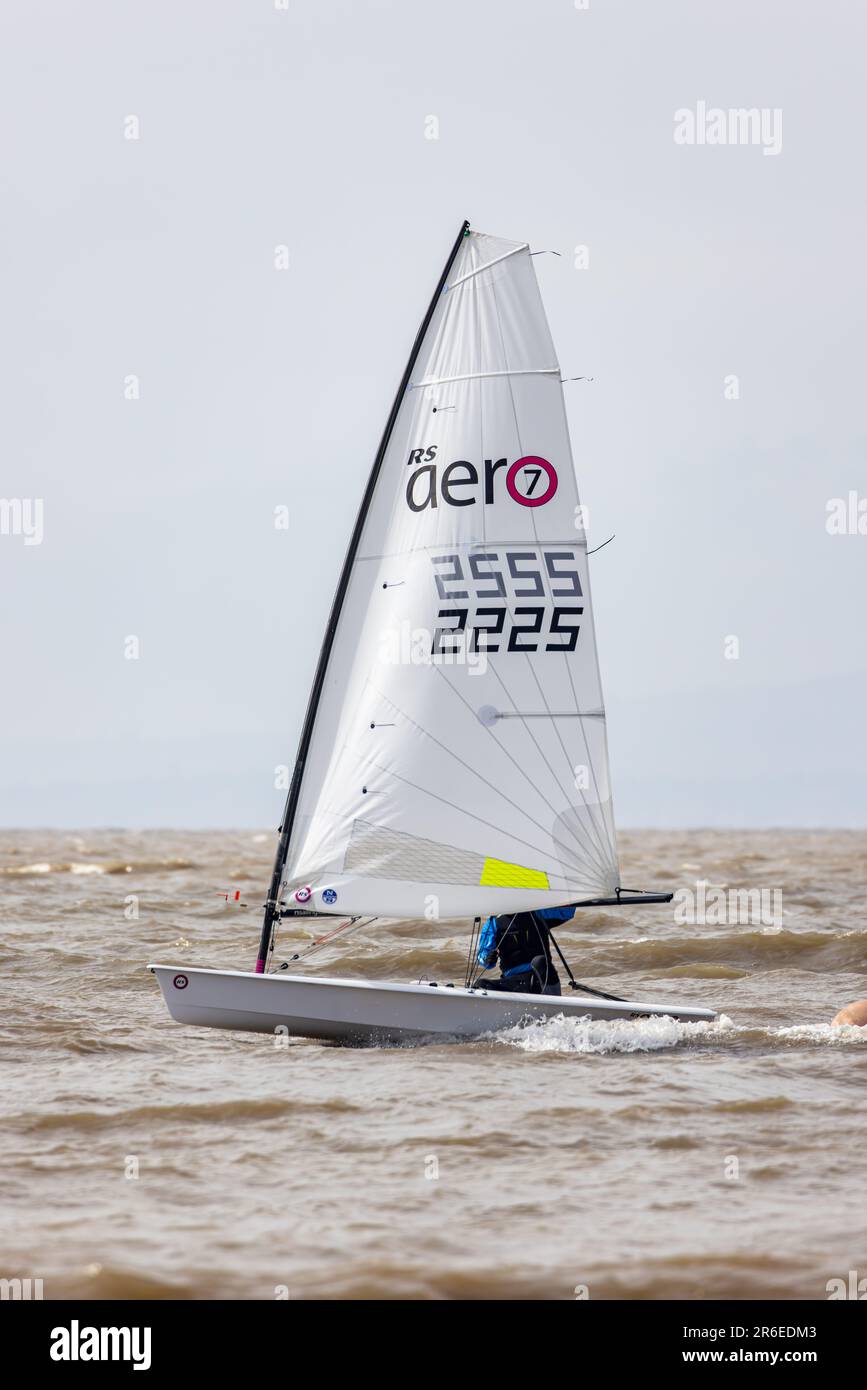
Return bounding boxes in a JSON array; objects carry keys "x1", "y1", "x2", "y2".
[{"x1": 255, "y1": 219, "x2": 471, "y2": 972}]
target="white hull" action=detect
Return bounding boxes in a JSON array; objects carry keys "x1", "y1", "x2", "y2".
[{"x1": 149, "y1": 964, "x2": 716, "y2": 1045}]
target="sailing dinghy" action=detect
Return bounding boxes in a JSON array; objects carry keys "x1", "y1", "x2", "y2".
[{"x1": 150, "y1": 220, "x2": 716, "y2": 1044}]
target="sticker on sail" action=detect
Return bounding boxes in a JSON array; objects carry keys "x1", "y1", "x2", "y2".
[
  {"x1": 479, "y1": 858, "x2": 549, "y2": 890},
  {"x1": 322, "y1": 888, "x2": 337, "y2": 905},
  {"x1": 506, "y1": 455, "x2": 558, "y2": 508},
  {"x1": 294, "y1": 886, "x2": 312, "y2": 904},
  {"x1": 173, "y1": 974, "x2": 189, "y2": 990}
]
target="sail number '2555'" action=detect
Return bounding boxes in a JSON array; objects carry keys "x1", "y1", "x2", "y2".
[{"x1": 431, "y1": 549, "x2": 584, "y2": 654}]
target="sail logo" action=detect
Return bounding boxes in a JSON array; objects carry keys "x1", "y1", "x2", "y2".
[{"x1": 406, "y1": 447, "x2": 558, "y2": 511}]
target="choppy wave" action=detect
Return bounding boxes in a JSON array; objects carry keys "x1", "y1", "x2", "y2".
[
  {"x1": 49, "y1": 1265, "x2": 198, "y2": 1301},
  {"x1": 19, "y1": 1095, "x2": 362, "y2": 1131},
  {"x1": 581, "y1": 929, "x2": 867, "y2": 974},
  {"x1": 773, "y1": 1022, "x2": 867, "y2": 1045},
  {"x1": 0, "y1": 857, "x2": 196, "y2": 877}
]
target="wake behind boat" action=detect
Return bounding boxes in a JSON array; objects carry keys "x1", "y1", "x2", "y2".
[{"x1": 150, "y1": 220, "x2": 718, "y2": 1042}]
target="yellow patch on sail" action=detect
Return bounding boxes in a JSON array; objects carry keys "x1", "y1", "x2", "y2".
[{"x1": 479, "y1": 858, "x2": 549, "y2": 890}]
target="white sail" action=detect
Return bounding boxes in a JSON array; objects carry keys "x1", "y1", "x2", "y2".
[{"x1": 281, "y1": 230, "x2": 619, "y2": 919}]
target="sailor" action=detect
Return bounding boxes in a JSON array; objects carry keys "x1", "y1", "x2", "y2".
[{"x1": 475, "y1": 905, "x2": 576, "y2": 995}]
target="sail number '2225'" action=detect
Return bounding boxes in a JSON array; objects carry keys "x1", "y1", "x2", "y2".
[{"x1": 431, "y1": 549, "x2": 584, "y2": 655}]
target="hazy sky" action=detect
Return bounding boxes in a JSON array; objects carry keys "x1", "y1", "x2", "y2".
[{"x1": 2, "y1": 0, "x2": 865, "y2": 827}]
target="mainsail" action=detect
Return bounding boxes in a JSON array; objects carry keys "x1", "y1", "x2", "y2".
[{"x1": 262, "y1": 223, "x2": 620, "y2": 942}]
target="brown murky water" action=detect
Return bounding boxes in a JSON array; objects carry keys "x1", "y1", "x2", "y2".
[{"x1": 1, "y1": 828, "x2": 865, "y2": 1300}]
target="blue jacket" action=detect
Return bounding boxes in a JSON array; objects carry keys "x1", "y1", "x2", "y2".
[{"x1": 477, "y1": 905, "x2": 577, "y2": 975}]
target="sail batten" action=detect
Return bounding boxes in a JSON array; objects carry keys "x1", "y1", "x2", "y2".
[
  {"x1": 446, "y1": 243, "x2": 529, "y2": 287},
  {"x1": 268, "y1": 227, "x2": 620, "y2": 925},
  {"x1": 412, "y1": 368, "x2": 559, "y2": 388}
]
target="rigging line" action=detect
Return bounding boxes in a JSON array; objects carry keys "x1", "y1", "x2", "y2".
[
  {"x1": 278, "y1": 916, "x2": 377, "y2": 968},
  {"x1": 546, "y1": 928, "x2": 626, "y2": 1001},
  {"x1": 468, "y1": 272, "x2": 609, "y2": 881},
  {"x1": 361, "y1": 753, "x2": 602, "y2": 891},
  {"x1": 487, "y1": 273, "x2": 617, "y2": 877},
  {"x1": 465, "y1": 915, "x2": 482, "y2": 989},
  {"x1": 587, "y1": 534, "x2": 614, "y2": 556},
  {"x1": 365, "y1": 681, "x2": 591, "y2": 883}
]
